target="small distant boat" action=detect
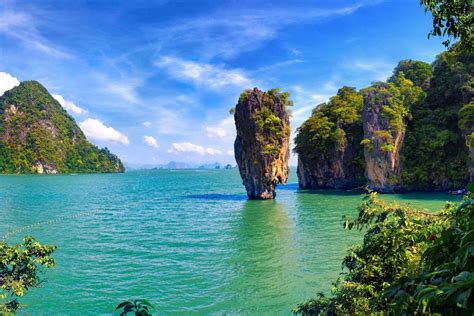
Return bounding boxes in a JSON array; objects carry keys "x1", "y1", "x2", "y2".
[{"x1": 449, "y1": 189, "x2": 466, "y2": 195}]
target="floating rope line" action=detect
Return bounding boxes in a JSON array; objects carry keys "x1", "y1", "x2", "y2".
[{"x1": 0, "y1": 209, "x2": 103, "y2": 241}]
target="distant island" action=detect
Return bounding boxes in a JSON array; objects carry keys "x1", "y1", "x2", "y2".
[
  {"x1": 126, "y1": 161, "x2": 236, "y2": 170},
  {"x1": 0, "y1": 81, "x2": 124, "y2": 174}
]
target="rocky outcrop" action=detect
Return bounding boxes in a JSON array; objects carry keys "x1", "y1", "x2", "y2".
[
  {"x1": 362, "y1": 84, "x2": 405, "y2": 192},
  {"x1": 297, "y1": 136, "x2": 364, "y2": 189},
  {"x1": 295, "y1": 49, "x2": 472, "y2": 193},
  {"x1": 234, "y1": 88, "x2": 291, "y2": 199},
  {"x1": 294, "y1": 87, "x2": 365, "y2": 190}
]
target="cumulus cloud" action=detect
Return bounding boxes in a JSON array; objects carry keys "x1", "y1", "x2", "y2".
[
  {"x1": 205, "y1": 116, "x2": 235, "y2": 139},
  {"x1": 79, "y1": 118, "x2": 129, "y2": 145},
  {"x1": 156, "y1": 56, "x2": 251, "y2": 89},
  {"x1": 143, "y1": 135, "x2": 159, "y2": 148},
  {"x1": 142, "y1": 121, "x2": 152, "y2": 128},
  {"x1": 167, "y1": 142, "x2": 222, "y2": 155},
  {"x1": 0, "y1": 72, "x2": 20, "y2": 96},
  {"x1": 52, "y1": 94, "x2": 88, "y2": 114}
]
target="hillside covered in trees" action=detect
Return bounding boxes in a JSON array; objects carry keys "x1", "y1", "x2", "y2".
[
  {"x1": 0, "y1": 81, "x2": 124, "y2": 174},
  {"x1": 295, "y1": 47, "x2": 473, "y2": 192}
]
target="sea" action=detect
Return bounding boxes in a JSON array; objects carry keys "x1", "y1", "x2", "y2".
[{"x1": 0, "y1": 169, "x2": 460, "y2": 315}]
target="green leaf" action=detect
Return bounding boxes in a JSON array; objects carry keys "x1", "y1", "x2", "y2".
[{"x1": 116, "y1": 301, "x2": 132, "y2": 310}]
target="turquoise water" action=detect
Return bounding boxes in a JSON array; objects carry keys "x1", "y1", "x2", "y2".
[{"x1": 0, "y1": 169, "x2": 460, "y2": 315}]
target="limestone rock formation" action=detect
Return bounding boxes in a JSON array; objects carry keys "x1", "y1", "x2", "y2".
[
  {"x1": 362, "y1": 83, "x2": 405, "y2": 192},
  {"x1": 295, "y1": 87, "x2": 365, "y2": 189},
  {"x1": 234, "y1": 88, "x2": 291, "y2": 199},
  {"x1": 295, "y1": 49, "x2": 472, "y2": 193}
]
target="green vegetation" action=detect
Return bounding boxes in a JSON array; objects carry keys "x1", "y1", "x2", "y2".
[
  {"x1": 241, "y1": 88, "x2": 292, "y2": 159},
  {"x1": 0, "y1": 237, "x2": 56, "y2": 314},
  {"x1": 295, "y1": 46, "x2": 472, "y2": 190},
  {"x1": 400, "y1": 48, "x2": 473, "y2": 190},
  {"x1": 294, "y1": 192, "x2": 474, "y2": 315},
  {"x1": 0, "y1": 81, "x2": 124, "y2": 174},
  {"x1": 294, "y1": 86, "x2": 364, "y2": 169},
  {"x1": 116, "y1": 299, "x2": 155, "y2": 316},
  {"x1": 295, "y1": 87, "x2": 363, "y2": 158},
  {"x1": 420, "y1": 0, "x2": 473, "y2": 52}
]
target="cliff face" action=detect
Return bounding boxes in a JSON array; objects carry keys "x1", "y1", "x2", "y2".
[
  {"x1": 295, "y1": 87, "x2": 365, "y2": 189},
  {"x1": 362, "y1": 84, "x2": 406, "y2": 192},
  {"x1": 295, "y1": 48, "x2": 472, "y2": 192},
  {"x1": 0, "y1": 81, "x2": 124, "y2": 174},
  {"x1": 234, "y1": 88, "x2": 291, "y2": 199}
]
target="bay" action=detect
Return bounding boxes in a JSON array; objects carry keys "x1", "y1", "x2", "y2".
[{"x1": 0, "y1": 169, "x2": 460, "y2": 315}]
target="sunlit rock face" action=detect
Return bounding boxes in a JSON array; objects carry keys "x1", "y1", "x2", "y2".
[
  {"x1": 234, "y1": 88, "x2": 290, "y2": 199},
  {"x1": 362, "y1": 84, "x2": 405, "y2": 192}
]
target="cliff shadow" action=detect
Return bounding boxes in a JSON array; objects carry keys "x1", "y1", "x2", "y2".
[
  {"x1": 295, "y1": 188, "x2": 365, "y2": 196},
  {"x1": 275, "y1": 183, "x2": 299, "y2": 191}
]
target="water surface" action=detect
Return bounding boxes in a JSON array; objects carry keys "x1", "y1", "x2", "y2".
[{"x1": 0, "y1": 169, "x2": 460, "y2": 315}]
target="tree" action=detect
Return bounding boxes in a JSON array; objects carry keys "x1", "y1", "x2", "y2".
[
  {"x1": 293, "y1": 193, "x2": 474, "y2": 315},
  {"x1": 420, "y1": 0, "x2": 474, "y2": 52},
  {"x1": 0, "y1": 237, "x2": 56, "y2": 313}
]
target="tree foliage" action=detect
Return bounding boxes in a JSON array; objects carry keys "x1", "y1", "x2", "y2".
[
  {"x1": 116, "y1": 299, "x2": 155, "y2": 316},
  {"x1": 0, "y1": 237, "x2": 56, "y2": 314},
  {"x1": 420, "y1": 0, "x2": 474, "y2": 52},
  {"x1": 294, "y1": 86, "x2": 364, "y2": 169},
  {"x1": 400, "y1": 48, "x2": 473, "y2": 190},
  {"x1": 0, "y1": 81, "x2": 124, "y2": 174},
  {"x1": 294, "y1": 192, "x2": 474, "y2": 315}
]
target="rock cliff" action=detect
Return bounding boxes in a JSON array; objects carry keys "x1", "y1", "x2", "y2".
[
  {"x1": 295, "y1": 47, "x2": 471, "y2": 192},
  {"x1": 0, "y1": 81, "x2": 124, "y2": 174},
  {"x1": 362, "y1": 83, "x2": 406, "y2": 192},
  {"x1": 295, "y1": 87, "x2": 365, "y2": 189},
  {"x1": 234, "y1": 88, "x2": 291, "y2": 199}
]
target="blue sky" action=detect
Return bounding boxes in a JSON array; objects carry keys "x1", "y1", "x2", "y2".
[{"x1": 0, "y1": 0, "x2": 446, "y2": 166}]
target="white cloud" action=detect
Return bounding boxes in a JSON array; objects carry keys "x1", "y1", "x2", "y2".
[
  {"x1": 205, "y1": 148, "x2": 222, "y2": 155},
  {"x1": 52, "y1": 94, "x2": 88, "y2": 114},
  {"x1": 0, "y1": 72, "x2": 20, "y2": 96},
  {"x1": 226, "y1": 149, "x2": 234, "y2": 156},
  {"x1": 142, "y1": 121, "x2": 152, "y2": 128},
  {"x1": 143, "y1": 135, "x2": 159, "y2": 148},
  {"x1": 350, "y1": 59, "x2": 394, "y2": 81},
  {"x1": 156, "y1": 56, "x2": 251, "y2": 89},
  {"x1": 167, "y1": 142, "x2": 222, "y2": 155},
  {"x1": 106, "y1": 83, "x2": 139, "y2": 104},
  {"x1": 205, "y1": 116, "x2": 235, "y2": 139},
  {"x1": 148, "y1": 3, "x2": 372, "y2": 59},
  {"x1": 79, "y1": 118, "x2": 129, "y2": 145}
]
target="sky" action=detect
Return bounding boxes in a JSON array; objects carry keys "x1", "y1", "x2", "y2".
[{"x1": 0, "y1": 0, "x2": 447, "y2": 167}]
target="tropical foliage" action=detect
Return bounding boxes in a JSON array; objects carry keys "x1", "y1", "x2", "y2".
[
  {"x1": 294, "y1": 86, "x2": 364, "y2": 172},
  {"x1": 420, "y1": 0, "x2": 473, "y2": 52},
  {"x1": 0, "y1": 237, "x2": 56, "y2": 314},
  {"x1": 116, "y1": 299, "x2": 155, "y2": 316},
  {"x1": 0, "y1": 81, "x2": 124, "y2": 174},
  {"x1": 294, "y1": 45, "x2": 473, "y2": 190},
  {"x1": 400, "y1": 48, "x2": 473, "y2": 189},
  {"x1": 294, "y1": 192, "x2": 474, "y2": 315}
]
